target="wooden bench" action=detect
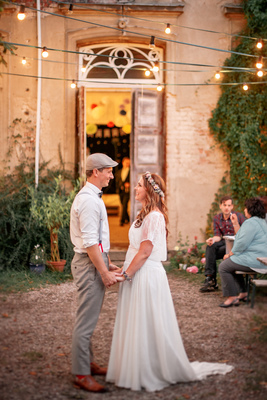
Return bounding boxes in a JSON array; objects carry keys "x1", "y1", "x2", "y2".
[
  {"x1": 235, "y1": 271, "x2": 257, "y2": 304},
  {"x1": 250, "y1": 279, "x2": 267, "y2": 308}
]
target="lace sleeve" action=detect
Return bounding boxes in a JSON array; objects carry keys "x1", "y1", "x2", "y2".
[{"x1": 140, "y1": 212, "x2": 165, "y2": 245}]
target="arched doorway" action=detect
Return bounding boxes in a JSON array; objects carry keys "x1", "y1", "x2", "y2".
[{"x1": 76, "y1": 43, "x2": 165, "y2": 248}]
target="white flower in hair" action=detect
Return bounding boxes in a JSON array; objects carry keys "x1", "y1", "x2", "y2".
[{"x1": 144, "y1": 171, "x2": 164, "y2": 198}]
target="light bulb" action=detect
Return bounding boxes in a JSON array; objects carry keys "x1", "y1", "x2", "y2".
[
  {"x1": 42, "y1": 47, "x2": 49, "y2": 58},
  {"x1": 243, "y1": 84, "x2": 248, "y2": 91},
  {"x1": 165, "y1": 23, "x2": 171, "y2": 34},
  {"x1": 68, "y1": 4, "x2": 73, "y2": 14},
  {"x1": 157, "y1": 85, "x2": 163, "y2": 92},
  {"x1": 149, "y1": 36, "x2": 155, "y2": 50},
  {"x1": 152, "y1": 62, "x2": 159, "y2": 72},
  {"x1": 71, "y1": 80, "x2": 76, "y2": 89},
  {"x1": 22, "y1": 57, "x2": 26, "y2": 65},
  {"x1": 215, "y1": 72, "x2": 221, "y2": 80},
  {"x1": 81, "y1": 66, "x2": 86, "y2": 72},
  {"x1": 256, "y1": 39, "x2": 263, "y2": 49},
  {"x1": 256, "y1": 56, "x2": 263, "y2": 69},
  {"x1": 145, "y1": 69, "x2": 151, "y2": 77},
  {"x1": 17, "y1": 5, "x2": 26, "y2": 21},
  {"x1": 257, "y1": 70, "x2": 263, "y2": 77}
]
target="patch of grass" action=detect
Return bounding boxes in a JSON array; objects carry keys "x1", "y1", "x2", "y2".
[
  {"x1": 166, "y1": 266, "x2": 222, "y2": 287},
  {"x1": 0, "y1": 268, "x2": 73, "y2": 293},
  {"x1": 251, "y1": 315, "x2": 267, "y2": 343},
  {"x1": 22, "y1": 351, "x2": 44, "y2": 361},
  {"x1": 244, "y1": 367, "x2": 267, "y2": 395}
]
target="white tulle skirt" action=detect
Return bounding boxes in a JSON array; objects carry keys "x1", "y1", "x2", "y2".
[{"x1": 106, "y1": 257, "x2": 233, "y2": 392}]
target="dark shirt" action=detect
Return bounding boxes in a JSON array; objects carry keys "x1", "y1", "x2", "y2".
[{"x1": 213, "y1": 212, "x2": 246, "y2": 237}]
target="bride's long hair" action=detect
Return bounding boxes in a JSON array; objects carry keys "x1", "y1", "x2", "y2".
[{"x1": 134, "y1": 173, "x2": 169, "y2": 237}]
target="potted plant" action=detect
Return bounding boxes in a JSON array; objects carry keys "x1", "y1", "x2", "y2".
[
  {"x1": 29, "y1": 244, "x2": 46, "y2": 274},
  {"x1": 30, "y1": 175, "x2": 77, "y2": 272}
]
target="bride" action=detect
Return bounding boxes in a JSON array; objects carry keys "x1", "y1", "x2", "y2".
[{"x1": 106, "y1": 172, "x2": 233, "y2": 392}]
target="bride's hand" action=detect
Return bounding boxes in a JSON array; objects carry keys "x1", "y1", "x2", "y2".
[
  {"x1": 115, "y1": 271, "x2": 125, "y2": 282},
  {"x1": 109, "y1": 263, "x2": 121, "y2": 272}
]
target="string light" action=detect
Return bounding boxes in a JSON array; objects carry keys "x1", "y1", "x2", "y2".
[
  {"x1": 165, "y1": 23, "x2": 171, "y2": 34},
  {"x1": 215, "y1": 72, "x2": 221, "y2": 79},
  {"x1": 17, "y1": 5, "x2": 26, "y2": 21},
  {"x1": 70, "y1": 79, "x2": 76, "y2": 88},
  {"x1": 257, "y1": 70, "x2": 263, "y2": 77},
  {"x1": 256, "y1": 56, "x2": 263, "y2": 69},
  {"x1": 149, "y1": 36, "x2": 155, "y2": 50},
  {"x1": 42, "y1": 47, "x2": 49, "y2": 58},
  {"x1": 256, "y1": 39, "x2": 263, "y2": 49},
  {"x1": 152, "y1": 61, "x2": 159, "y2": 72},
  {"x1": 81, "y1": 66, "x2": 86, "y2": 72},
  {"x1": 243, "y1": 83, "x2": 249, "y2": 91},
  {"x1": 157, "y1": 84, "x2": 163, "y2": 91},
  {"x1": 68, "y1": 3, "x2": 73, "y2": 14},
  {"x1": 145, "y1": 69, "x2": 151, "y2": 77},
  {"x1": 22, "y1": 57, "x2": 26, "y2": 65}
]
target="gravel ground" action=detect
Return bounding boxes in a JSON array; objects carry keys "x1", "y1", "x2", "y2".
[{"x1": 0, "y1": 272, "x2": 267, "y2": 400}]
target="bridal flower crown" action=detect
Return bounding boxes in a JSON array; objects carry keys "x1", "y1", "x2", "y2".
[{"x1": 144, "y1": 171, "x2": 165, "y2": 198}]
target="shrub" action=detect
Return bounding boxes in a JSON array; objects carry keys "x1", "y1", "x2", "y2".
[{"x1": 171, "y1": 233, "x2": 206, "y2": 273}]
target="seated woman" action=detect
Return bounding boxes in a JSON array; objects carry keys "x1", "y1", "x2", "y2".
[{"x1": 218, "y1": 197, "x2": 267, "y2": 308}]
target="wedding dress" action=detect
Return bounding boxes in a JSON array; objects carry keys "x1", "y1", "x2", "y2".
[{"x1": 106, "y1": 211, "x2": 233, "y2": 392}]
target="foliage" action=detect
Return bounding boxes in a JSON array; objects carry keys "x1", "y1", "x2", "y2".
[
  {"x1": 30, "y1": 175, "x2": 78, "y2": 262},
  {"x1": 208, "y1": 0, "x2": 267, "y2": 213},
  {"x1": 0, "y1": 268, "x2": 72, "y2": 293},
  {"x1": 0, "y1": 0, "x2": 17, "y2": 68},
  {"x1": 170, "y1": 233, "x2": 206, "y2": 273},
  {"x1": 0, "y1": 123, "x2": 77, "y2": 270},
  {"x1": 29, "y1": 245, "x2": 46, "y2": 265}
]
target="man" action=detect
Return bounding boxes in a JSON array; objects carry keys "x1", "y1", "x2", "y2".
[
  {"x1": 70, "y1": 153, "x2": 119, "y2": 393},
  {"x1": 115, "y1": 157, "x2": 130, "y2": 226},
  {"x1": 200, "y1": 195, "x2": 246, "y2": 292}
]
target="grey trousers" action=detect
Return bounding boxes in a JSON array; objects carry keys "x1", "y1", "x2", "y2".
[
  {"x1": 71, "y1": 252, "x2": 108, "y2": 375},
  {"x1": 219, "y1": 258, "x2": 252, "y2": 297}
]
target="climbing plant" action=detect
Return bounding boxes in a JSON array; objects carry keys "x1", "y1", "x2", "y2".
[{"x1": 209, "y1": 0, "x2": 267, "y2": 212}]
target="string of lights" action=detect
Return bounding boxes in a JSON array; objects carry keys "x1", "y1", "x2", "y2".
[
  {"x1": 2, "y1": 71, "x2": 266, "y2": 89},
  {"x1": 51, "y1": 0, "x2": 267, "y2": 44},
  {"x1": 17, "y1": 53, "x2": 262, "y2": 75},
  {"x1": 4, "y1": 41, "x2": 264, "y2": 73},
  {"x1": 10, "y1": 1, "x2": 265, "y2": 59}
]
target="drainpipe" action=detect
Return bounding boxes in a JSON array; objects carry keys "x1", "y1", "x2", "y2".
[{"x1": 35, "y1": 0, "x2": 41, "y2": 187}]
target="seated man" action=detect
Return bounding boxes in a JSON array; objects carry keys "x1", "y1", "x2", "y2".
[{"x1": 200, "y1": 195, "x2": 246, "y2": 292}]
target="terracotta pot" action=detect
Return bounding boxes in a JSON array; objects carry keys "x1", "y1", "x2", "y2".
[{"x1": 47, "y1": 259, "x2": 66, "y2": 272}]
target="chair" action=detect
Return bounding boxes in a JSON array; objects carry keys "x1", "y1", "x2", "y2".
[
  {"x1": 250, "y1": 279, "x2": 267, "y2": 308},
  {"x1": 235, "y1": 271, "x2": 257, "y2": 304}
]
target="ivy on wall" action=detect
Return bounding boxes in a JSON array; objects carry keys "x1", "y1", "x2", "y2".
[{"x1": 209, "y1": 0, "x2": 267, "y2": 213}]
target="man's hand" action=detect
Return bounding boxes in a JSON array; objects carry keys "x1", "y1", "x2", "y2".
[
  {"x1": 100, "y1": 270, "x2": 118, "y2": 288},
  {"x1": 230, "y1": 213, "x2": 238, "y2": 225},
  {"x1": 206, "y1": 237, "x2": 214, "y2": 246}
]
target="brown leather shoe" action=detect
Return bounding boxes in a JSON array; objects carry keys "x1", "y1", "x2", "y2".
[
  {"x1": 74, "y1": 375, "x2": 106, "y2": 392},
  {"x1": 90, "y1": 361, "x2": 108, "y2": 376}
]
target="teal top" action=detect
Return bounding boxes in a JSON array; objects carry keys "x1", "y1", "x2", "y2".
[{"x1": 231, "y1": 217, "x2": 267, "y2": 271}]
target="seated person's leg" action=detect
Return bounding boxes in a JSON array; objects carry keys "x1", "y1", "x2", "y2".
[{"x1": 200, "y1": 240, "x2": 225, "y2": 292}]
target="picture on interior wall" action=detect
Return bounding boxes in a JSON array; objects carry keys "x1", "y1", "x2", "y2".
[
  {"x1": 136, "y1": 135, "x2": 158, "y2": 164},
  {"x1": 137, "y1": 97, "x2": 158, "y2": 127}
]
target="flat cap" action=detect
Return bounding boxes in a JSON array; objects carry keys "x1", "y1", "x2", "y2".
[{"x1": 86, "y1": 153, "x2": 118, "y2": 171}]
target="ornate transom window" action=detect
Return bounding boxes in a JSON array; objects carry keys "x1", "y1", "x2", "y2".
[{"x1": 78, "y1": 43, "x2": 163, "y2": 88}]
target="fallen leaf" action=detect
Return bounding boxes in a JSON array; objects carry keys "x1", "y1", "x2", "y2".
[
  {"x1": 57, "y1": 353, "x2": 65, "y2": 357},
  {"x1": 259, "y1": 382, "x2": 267, "y2": 388},
  {"x1": 2, "y1": 313, "x2": 9, "y2": 318},
  {"x1": 29, "y1": 371, "x2": 37, "y2": 375}
]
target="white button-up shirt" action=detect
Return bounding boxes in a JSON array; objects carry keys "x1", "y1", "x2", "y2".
[{"x1": 70, "y1": 182, "x2": 110, "y2": 254}]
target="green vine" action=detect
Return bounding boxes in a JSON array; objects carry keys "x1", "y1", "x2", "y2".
[{"x1": 208, "y1": 0, "x2": 267, "y2": 214}]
